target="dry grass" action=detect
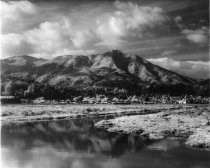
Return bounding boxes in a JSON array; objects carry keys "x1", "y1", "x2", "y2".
[
  {"x1": 1, "y1": 104, "x2": 189, "y2": 124},
  {"x1": 95, "y1": 105, "x2": 210, "y2": 149}
]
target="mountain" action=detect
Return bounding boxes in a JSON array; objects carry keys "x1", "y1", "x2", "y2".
[
  {"x1": 198, "y1": 79, "x2": 210, "y2": 96},
  {"x1": 1, "y1": 55, "x2": 46, "y2": 78},
  {"x1": 0, "y1": 50, "x2": 207, "y2": 96}
]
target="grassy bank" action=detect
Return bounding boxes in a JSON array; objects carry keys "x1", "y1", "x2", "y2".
[
  {"x1": 95, "y1": 105, "x2": 210, "y2": 149},
  {"x1": 1, "y1": 104, "x2": 190, "y2": 124},
  {"x1": 1, "y1": 104, "x2": 209, "y2": 149}
]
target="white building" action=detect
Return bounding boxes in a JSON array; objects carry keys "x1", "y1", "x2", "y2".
[{"x1": 177, "y1": 99, "x2": 187, "y2": 104}]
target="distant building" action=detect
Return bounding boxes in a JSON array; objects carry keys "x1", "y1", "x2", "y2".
[
  {"x1": 33, "y1": 97, "x2": 45, "y2": 104},
  {"x1": 177, "y1": 99, "x2": 187, "y2": 104}
]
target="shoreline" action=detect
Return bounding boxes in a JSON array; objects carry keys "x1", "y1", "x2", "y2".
[
  {"x1": 95, "y1": 105, "x2": 210, "y2": 150},
  {"x1": 1, "y1": 104, "x2": 209, "y2": 149},
  {"x1": 1, "y1": 104, "x2": 190, "y2": 125}
]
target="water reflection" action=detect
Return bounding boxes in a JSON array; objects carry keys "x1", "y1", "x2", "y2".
[
  {"x1": 146, "y1": 137, "x2": 182, "y2": 151},
  {"x1": 1, "y1": 119, "x2": 210, "y2": 168}
]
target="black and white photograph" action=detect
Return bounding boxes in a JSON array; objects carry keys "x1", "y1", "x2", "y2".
[{"x1": 0, "y1": 0, "x2": 210, "y2": 168}]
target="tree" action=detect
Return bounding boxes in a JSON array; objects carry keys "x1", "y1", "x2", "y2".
[{"x1": 4, "y1": 81, "x2": 13, "y2": 95}]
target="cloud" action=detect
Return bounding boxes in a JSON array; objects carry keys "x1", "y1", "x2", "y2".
[
  {"x1": 161, "y1": 50, "x2": 177, "y2": 56},
  {"x1": 147, "y1": 57, "x2": 210, "y2": 79},
  {"x1": 1, "y1": 0, "x2": 37, "y2": 33},
  {"x1": 1, "y1": 19, "x2": 71, "y2": 58},
  {"x1": 182, "y1": 26, "x2": 209, "y2": 46},
  {"x1": 31, "y1": 49, "x2": 96, "y2": 58},
  {"x1": 1, "y1": 0, "x2": 170, "y2": 58},
  {"x1": 24, "y1": 20, "x2": 72, "y2": 55},
  {"x1": 71, "y1": 29, "x2": 96, "y2": 48},
  {"x1": 71, "y1": 160, "x2": 85, "y2": 168},
  {"x1": 1, "y1": 20, "x2": 96, "y2": 58},
  {"x1": 1, "y1": 33, "x2": 33, "y2": 57},
  {"x1": 95, "y1": 1, "x2": 168, "y2": 47},
  {"x1": 1, "y1": 0, "x2": 208, "y2": 63},
  {"x1": 174, "y1": 16, "x2": 183, "y2": 29},
  {"x1": 97, "y1": 159, "x2": 121, "y2": 168},
  {"x1": 0, "y1": 0, "x2": 36, "y2": 17}
]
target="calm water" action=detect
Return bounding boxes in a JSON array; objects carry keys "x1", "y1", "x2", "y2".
[{"x1": 1, "y1": 119, "x2": 210, "y2": 168}]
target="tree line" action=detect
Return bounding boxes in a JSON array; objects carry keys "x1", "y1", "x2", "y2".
[{"x1": 1, "y1": 79, "x2": 209, "y2": 100}]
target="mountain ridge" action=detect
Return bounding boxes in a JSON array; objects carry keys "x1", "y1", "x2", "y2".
[{"x1": 1, "y1": 50, "x2": 208, "y2": 96}]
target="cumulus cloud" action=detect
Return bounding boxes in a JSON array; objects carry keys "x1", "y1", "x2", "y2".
[
  {"x1": 1, "y1": 0, "x2": 170, "y2": 58},
  {"x1": 95, "y1": 1, "x2": 168, "y2": 47},
  {"x1": 24, "y1": 20, "x2": 72, "y2": 55},
  {"x1": 182, "y1": 26, "x2": 209, "y2": 46},
  {"x1": 1, "y1": 33, "x2": 33, "y2": 57},
  {"x1": 147, "y1": 57, "x2": 210, "y2": 79},
  {"x1": 1, "y1": 0, "x2": 37, "y2": 33},
  {"x1": 1, "y1": 19, "x2": 71, "y2": 58},
  {"x1": 1, "y1": 0, "x2": 36, "y2": 17},
  {"x1": 1, "y1": 0, "x2": 208, "y2": 63},
  {"x1": 71, "y1": 29, "x2": 96, "y2": 48},
  {"x1": 1, "y1": 18, "x2": 96, "y2": 58}
]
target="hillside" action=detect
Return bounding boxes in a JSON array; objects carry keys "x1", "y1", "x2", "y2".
[
  {"x1": 0, "y1": 50, "x2": 208, "y2": 96},
  {"x1": 1, "y1": 55, "x2": 46, "y2": 78}
]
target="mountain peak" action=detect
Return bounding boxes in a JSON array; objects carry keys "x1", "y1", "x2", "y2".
[
  {"x1": 102, "y1": 49, "x2": 124, "y2": 56},
  {"x1": 1, "y1": 50, "x2": 197, "y2": 89}
]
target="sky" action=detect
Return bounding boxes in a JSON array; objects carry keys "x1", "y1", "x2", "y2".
[{"x1": 0, "y1": 0, "x2": 209, "y2": 79}]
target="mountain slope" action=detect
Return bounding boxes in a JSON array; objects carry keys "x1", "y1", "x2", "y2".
[
  {"x1": 89, "y1": 50, "x2": 196, "y2": 85},
  {"x1": 1, "y1": 50, "x2": 196, "y2": 85},
  {"x1": 1, "y1": 55, "x2": 46, "y2": 78},
  {"x1": 1, "y1": 50, "x2": 203, "y2": 96}
]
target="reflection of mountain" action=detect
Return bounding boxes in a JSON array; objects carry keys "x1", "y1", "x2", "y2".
[
  {"x1": 1, "y1": 50, "x2": 208, "y2": 95},
  {"x1": 146, "y1": 138, "x2": 182, "y2": 151},
  {"x1": 1, "y1": 119, "x2": 143, "y2": 156},
  {"x1": 2, "y1": 120, "x2": 210, "y2": 168}
]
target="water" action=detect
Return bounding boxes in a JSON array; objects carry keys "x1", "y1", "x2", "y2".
[{"x1": 1, "y1": 119, "x2": 210, "y2": 168}]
